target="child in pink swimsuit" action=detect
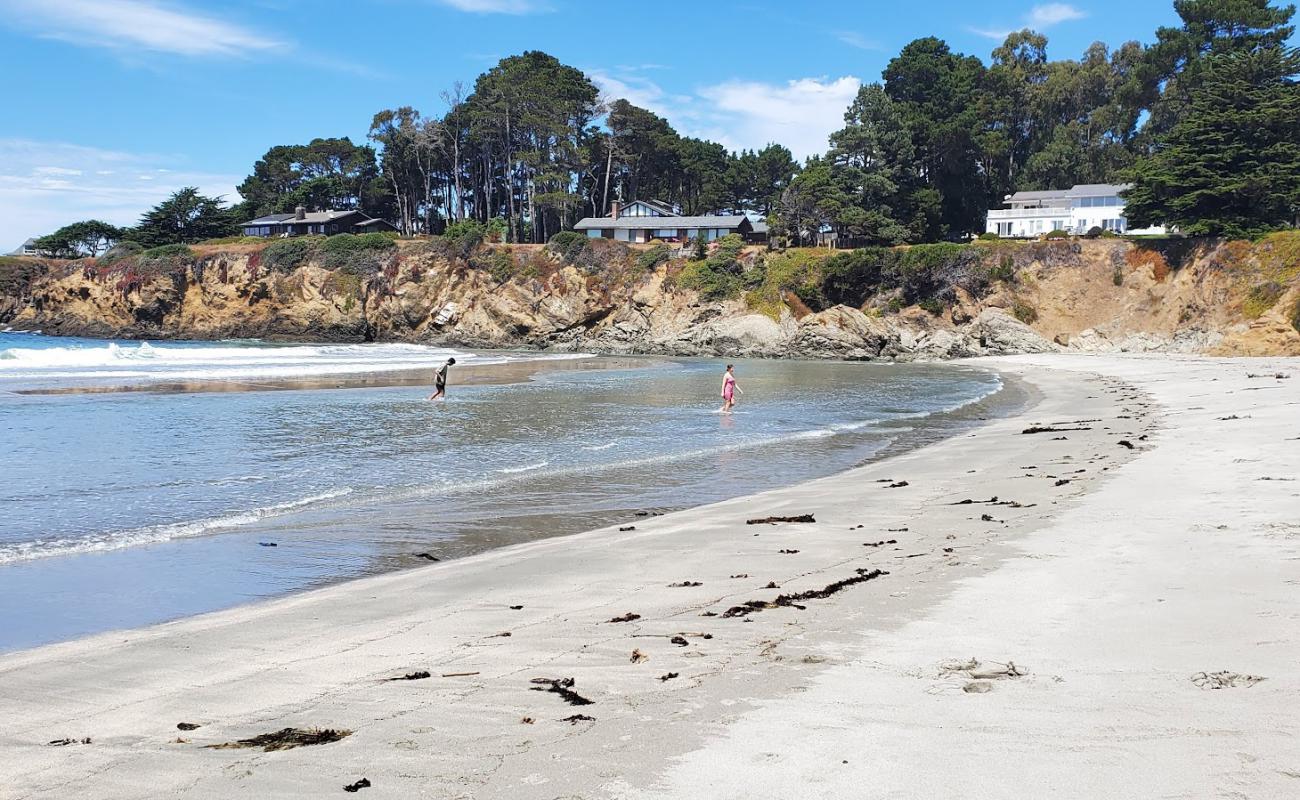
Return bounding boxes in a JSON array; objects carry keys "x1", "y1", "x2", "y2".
[{"x1": 719, "y1": 364, "x2": 741, "y2": 413}]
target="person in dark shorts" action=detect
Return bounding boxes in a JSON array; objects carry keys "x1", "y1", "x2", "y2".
[{"x1": 428, "y1": 357, "x2": 456, "y2": 400}]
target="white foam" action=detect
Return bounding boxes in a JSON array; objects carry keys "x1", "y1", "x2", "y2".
[
  {"x1": 581, "y1": 442, "x2": 618, "y2": 451},
  {"x1": 496, "y1": 461, "x2": 550, "y2": 474},
  {"x1": 0, "y1": 341, "x2": 590, "y2": 385},
  {"x1": 0, "y1": 488, "x2": 353, "y2": 565}
]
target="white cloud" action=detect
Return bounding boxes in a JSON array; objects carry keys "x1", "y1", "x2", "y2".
[
  {"x1": 971, "y1": 2, "x2": 1087, "y2": 40},
  {"x1": 1028, "y1": 2, "x2": 1087, "y2": 27},
  {"x1": 0, "y1": 0, "x2": 282, "y2": 57},
  {"x1": 590, "y1": 70, "x2": 859, "y2": 160},
  {"x1": 435, "y1": 0, "x2": 549, "y2": 13},
  {"x1": 836, "y1": 32, "x2": 880, "y2": 51},
  {"x1": 696, "y1": 78, "x2": 861, "y2": 159},
  {"x1": 0, "y1": 139, "x2": 241, "y2": 248}
]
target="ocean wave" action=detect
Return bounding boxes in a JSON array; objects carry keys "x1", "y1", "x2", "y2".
[
  {"x1": 496, "y1": 461, "x2": 550, "y2": 474},
  {"x1": 0, "y1": 488, "x2": 354, "y2": 565},
  {"x1": 0, "y1": 340, "x2": 592, "y2": 385},
  {"x1": 581, "y1": 442, "x2": 618, "y2": 451}
]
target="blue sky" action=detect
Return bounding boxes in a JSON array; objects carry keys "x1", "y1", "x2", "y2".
[{"x1": 0, "y1": 1, "x2": 1203, "y2": 246}]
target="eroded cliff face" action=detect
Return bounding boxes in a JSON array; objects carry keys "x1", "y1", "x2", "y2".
[{"x1": 3, "y1": 237, "x2": 1299, "y2": 359}]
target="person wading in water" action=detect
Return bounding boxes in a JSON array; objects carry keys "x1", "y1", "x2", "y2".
[
  {"x1": 428, "y1": 357, "x2": 456, "y2": 401},
  {"x1": 718, "y1": 364, "x2": 742, "y2": 413}
]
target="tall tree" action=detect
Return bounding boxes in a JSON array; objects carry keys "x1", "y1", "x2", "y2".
[
  {"x1": 34, "y1": 220, "x2": 123, "y2": 257},
  {"x1": 369, "y1": 107, "x2": 443, "y2": 235},
  {"x1": 1142, "y1": 0, "x2": 1297, "y2": 133},
  {"x1": 827, "y1": 84, "x2": 919, "y2": 244},
  {"x1": 883, "y1": 37, "x2": 989, "y2": 239},
  {"x1": 1125, "y1": 44, "x2": 1300, "y2": 237},
  {"x1": 132, "y1": 188, "x2": 237, "y2": 246},
  {"x1": 237, "y1": 138, "x2": 389, "y2": 219},
  {"x1": 467, "y1": 51, "x2": 600, "y2": 241}
]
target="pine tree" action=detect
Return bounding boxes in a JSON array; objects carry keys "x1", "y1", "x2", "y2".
[{"x1": 1125, "y1": 45, "x2": 1300, "y2": 237}]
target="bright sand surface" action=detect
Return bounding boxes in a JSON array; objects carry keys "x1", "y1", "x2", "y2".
[{"x1": 1, "y1": 354, "x2": 1297, "y2": 799}]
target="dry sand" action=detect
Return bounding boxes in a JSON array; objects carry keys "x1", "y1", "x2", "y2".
[{"x1": 1, "y1": 354, "x2": 1296, "y2": 799}]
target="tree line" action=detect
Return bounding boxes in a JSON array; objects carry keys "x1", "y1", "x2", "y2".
[
  {"x1": 776, "y1": 0, "x2": 1299, "y2": 245},
  {"x1": 28, "y1": 0, "x2": 1300, "y2": 258}
]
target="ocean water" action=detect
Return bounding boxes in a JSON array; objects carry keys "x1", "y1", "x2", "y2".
[{"x1": 0, "y1": 331, "x2": 1008, "y2": 651}]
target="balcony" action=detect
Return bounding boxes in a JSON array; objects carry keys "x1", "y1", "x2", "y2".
[{"x1": 987, "y1": 206, "x2": 1072, "y2": 220}]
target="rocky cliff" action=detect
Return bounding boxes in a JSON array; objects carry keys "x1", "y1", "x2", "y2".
[{"x1": 2, "y1": 234, "x2": 1298, "y2": 359}]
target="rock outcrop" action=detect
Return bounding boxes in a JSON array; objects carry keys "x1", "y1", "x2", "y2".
[{"x1": 3, "y1": 235, "x2": 1298, "y2": 359}]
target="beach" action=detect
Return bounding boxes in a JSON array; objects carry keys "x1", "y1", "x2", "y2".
[{"x1": 1, "y1": 353, "x2": 1297, "y2": 799}]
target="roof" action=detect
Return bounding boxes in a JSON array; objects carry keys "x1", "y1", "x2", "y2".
[
  {"x1": 750, "y1": 221, "x2": 769, "y2": 234},
  {"x1": 241, "y1": 210, "x2": 367, "y2": 226},
  {"x1": 1006, "y1": 183, "x2": 1133, "y2": 204},
  {"x1": 354, "y1": 218, "x2": 394, "y2": 228},
  {"x1": 243, "y1": 213, "x2": 295, "y2": 225},
  {"x1": 637, "y1": 199, "x2": 677, "y2": 215},
  {"x1": 1068, "y1": 183, "x2": 1131, "y2": 196},
  {"x1": 574, "y1": 215, "x2": 752, "y2": 231}
]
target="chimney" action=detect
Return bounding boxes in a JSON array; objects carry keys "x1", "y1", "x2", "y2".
[
  {"x1": 610, "y1": 201, "x2": 621, "y2": 219},
  {"x1": 295, "y1": 205, "x2": 306, "y2": 220}
]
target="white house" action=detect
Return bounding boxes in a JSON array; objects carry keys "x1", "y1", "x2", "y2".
[
  {"x1": 9, "y1": 238, "x2": 40, "y2": 257},
  {"x1": 985, "y1": 183, "x2": 1166, "y2": 238},
  {"x1": 574, "y1": 200, "x2": 757, "y2": 243}
]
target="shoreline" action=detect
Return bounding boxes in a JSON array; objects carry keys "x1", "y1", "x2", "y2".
[
  {"x1": 2, "y1": 354, "x2": 1297, "y2": 798},
  {"x1": 0, "y1": 359, "x2": 1015, "y2": 653}
]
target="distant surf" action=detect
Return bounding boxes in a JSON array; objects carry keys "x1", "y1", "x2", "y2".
[{"x1": 0, "y1": 336, "x2": 590, "y2": 388}]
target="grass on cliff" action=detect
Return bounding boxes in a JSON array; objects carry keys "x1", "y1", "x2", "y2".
[{"x1": 258, "y1": 234, "x2": 397, "y2": 276}]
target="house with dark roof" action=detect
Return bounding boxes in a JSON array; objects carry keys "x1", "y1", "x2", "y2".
[
  {"x1": 573, "y1": 200, "x2": 755, "y2": 244},
  {"x1": 241, "y1": 207, "x2": 398, "y2": 238}
]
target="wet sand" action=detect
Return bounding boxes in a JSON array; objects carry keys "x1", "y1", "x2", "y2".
[{"x1": 1, "y1": 355, "x2": 1296, "y2": 799}]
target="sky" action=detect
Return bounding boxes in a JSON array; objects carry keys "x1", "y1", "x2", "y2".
[{"x1": 0, "y1": 0, "x2": 1202, "y2": 247}]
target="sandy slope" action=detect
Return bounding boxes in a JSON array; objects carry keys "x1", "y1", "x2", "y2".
[
  {"x1": 0, "y1": 355, "x2": 1295, "y2": 799},
  {"x1": 631, "y1": 355, "x2": 1300, "y2": 800}
]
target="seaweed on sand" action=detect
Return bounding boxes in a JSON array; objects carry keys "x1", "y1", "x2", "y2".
[{"x1": 206, "y1": 727, "x2": 351, "y2": 752}]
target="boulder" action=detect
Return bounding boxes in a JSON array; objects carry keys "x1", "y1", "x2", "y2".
[{"x1": 970, "y1": 308, "x2": 1059, "y2": 355}]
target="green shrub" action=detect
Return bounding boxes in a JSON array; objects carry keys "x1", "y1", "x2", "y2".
[
  {"x1": 886, "y1": 297, "x2": 905, "y2": 313},
  {"x1": 438, "y1": 221, "x2": 486, "y2": 259},
  {"x1": 636, "y1": 243, "x2": 671, "y2": 272},
  {"x1": 917, "y1": 298, "x2": 944, "y2": 315},
  {"x1": 1112, "y1": 264, "x2": 1125, "y2": 286},
  {"x1": 977, "y1": 232, "x2": 1001, "y2": 241},
  {"x1": 471, "y1": 246, "x2": 516, "y2": 283},
  {"x1": 572, "y1": 237, "x2": 630, "y2": 275},
  {"x1": 443, "y1": 220, "x2": 485, "y2": 241},
  {"x1": 318, "y1": 233, "x2": 397, "y2": 275},
  {"x1": 1011, "y1": 298, "x2": 1039, "y2": 324},
  {"x1": 678, "y1": 260, "x2": 743, "y2": 300},
  {"x1": 546, "y1": 230, "x2": 588, "y2": 264},
  {"x1": 987, "y1": 252, "x2": 1016, "y2": 283},
  {"x1": 1290, "y1": 299, "x2": 1300, "y2": 333},
  {"x1": 1045, "y1": 229, "x2": 1070, "y2": 240},
  {"x1": 746, "y1": 249, "x2": 826, "y2": 313},
  {"x1": 261, "y1": 237, "x2": 321, "y2": 272},
  {"x1": 140, "y1": 243, "x2": 193, "y2": 260},
  {"x1": 1243, "y1": 281, "x2": 1285, "y2": 318},
  {"x1": 678, "y1": 235, "x2": 750, "y2": 300},
  {"x1": 137, "y1": 244, "x2": 195, "y2": 273}
]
